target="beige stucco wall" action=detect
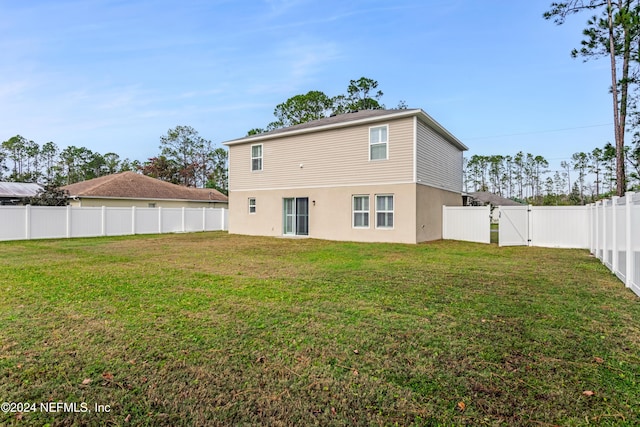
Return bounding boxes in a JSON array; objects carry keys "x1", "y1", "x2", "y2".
[
  {"x1": 228, "y1": 183, "x2": 418, "y2": 244},
  {"x1": 415, "y1": 184, "x2": 463, "y2": 242},
  {"x1": 69, "y1": 197, "x2": 227, "y2": 209}
]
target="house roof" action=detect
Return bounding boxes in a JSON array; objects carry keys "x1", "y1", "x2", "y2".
[
  {"x1": 0, "y1": 182, "x2": 43, "y2": 198},
  {"x1": 62, "y1": 172, "x2": 228, "y2": 203},
  {"x1": 469, "y1": 192, "x2": 523, "y2": 206},
  {"x1": 223, "y1": 108, "x2": 468, "y2": 151}
]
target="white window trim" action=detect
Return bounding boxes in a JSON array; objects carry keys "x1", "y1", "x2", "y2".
[
  {"x1": 248, "y1": 197, "x2": 256, "y2": 214},
  {"x1": 369, "y1": 124, "x2": 388, "y2": 161},
  {"x1": 375, "y1": 194, "x2": 394, "y2": 229},
  {"x1": 352, "y1": 195, "x2": 370, "y2": 229},
  {"x1": 251, "y1": 144, "x2": 263, "y2": 172}
]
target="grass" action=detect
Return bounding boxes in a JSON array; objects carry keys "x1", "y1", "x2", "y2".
[{"x1": 0, "y1": 232, "x2": 638, "y2": 426}]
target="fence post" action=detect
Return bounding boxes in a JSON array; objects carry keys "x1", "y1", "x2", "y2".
[
  {"x1": 202, "y1": 207, "x2": 206, "y2": 231},
  {"x1": 527, "y1": 205, "x2": 533, "y2": 247},
  {"x1": 182, "y1": 207, "x2": 186, "y2": 232},
  {"x1": 101, "y1": 206, "x2": 107, "y2": 236},
  {"x1": 221, "y1": 208, "x2": 226, "y2": 231},
  {"x1": 25, "y1": 205, "x2": 31, "y2": 240},
  {"x1": 596, "y1": 201, "x2": 602, "y2": 261},
  {"x1": 131, "y1": 206, "x2": 136, "y2": 235},
  {"x1": 602, "y1": 199, "x2": 607, "y2": 265},
  {"x1": 612, "y1": 196, "x2": 619, "y2": 273},
  {"x1": 625, "y1": 192, "x2": 634, "y2": 288},
  {"x1": 158, "y1": 207, "x2": 163, "y2": 234},
  {"x1": 442, "y1": 206, "x2": 448, "y2": 240},
  {"x1": 66, "y1": 205, "x2": 72, "y2": 238},
  {"x1": 587, "y1": 203, "x2": 596, "y2": 254}
]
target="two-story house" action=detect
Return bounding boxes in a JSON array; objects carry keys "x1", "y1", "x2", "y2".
[{"x1": 223, "y1": 108, "x2": 468, "y2": 244}]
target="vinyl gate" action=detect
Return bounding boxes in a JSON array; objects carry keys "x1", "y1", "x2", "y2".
[
  {"x1": 498, "y1": 206, "x2": 530, "y2": 246},
  {"x1": 443, "y1": 205, "x2": 591, "y2": 248}
]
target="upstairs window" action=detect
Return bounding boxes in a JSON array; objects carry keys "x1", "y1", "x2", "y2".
[
  {"x1": 251, "y1": 144, "x2": 263, "y2": 171},
  {"x1": 369, "y1": 125, "x2": 388, "y2": 160}
]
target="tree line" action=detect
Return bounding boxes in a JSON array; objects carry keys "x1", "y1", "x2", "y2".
[
  {"x1": 1, "y1": 76, "x2": 387, "y2": 195},
  {"x1": 465, "y1": 141, "x2": 640, "y2": 205},
  {"x1": 247, "y1": 76, "x2": 403, "y2": 135},
  {"x1": 0, "y1": 125, "x2": 228, "y2": 195},
  {"x1": 545, "y1": 1, "x2": 640, "y2": 196}
]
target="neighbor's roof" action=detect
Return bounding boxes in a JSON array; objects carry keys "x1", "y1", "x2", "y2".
[
  {"x1": 0, "y1": 182, "x2": 42, "y2": 198},
  {"x1": 223, "y1": 108, "x2": 468, "y2": 151},
  {"x1": 62, "y1": 172, "x2": 228, "y2": 202},
  {"x1": 470, "y1": 192, "x2": 523, "y2": 206}
]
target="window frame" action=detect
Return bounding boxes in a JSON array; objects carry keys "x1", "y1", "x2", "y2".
[
  {"x1": 251, "y1": 144, "x2": 263, "y2": 171},
  {"x1": 375, "y1": 194, "x2": 394, "y2": 229},
  {"x1": 352, "y1": 195, "x2": 370, "y2": 229},
  {"x1": 248, "y1": 197, "x2": 256, "y2": 214},
  {"x1": 369, "y1": 125, "x2": 388, "y2": 161}
]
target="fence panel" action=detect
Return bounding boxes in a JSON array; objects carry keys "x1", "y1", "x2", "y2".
[
  {"x1": 105, "y1": 208, "x2": 132, "y2": 236},
  {"x1": 204, "y1": 208, "x2": 225, "y2": 231},
  {"x1": 0, "y1": 206, "x2": 228, "y2": 242},
  {"x1": 631, "y1": 194, "x2": 640, "y2": 295},
  {"x1": 160, "y1": 208, "x2": 184, "y2": 234},
  {"x1": 184, "y1": 208, "x2": 204, "y2": 232},
  {"x1": 70, "y1": 207, "x2": 103, "y2": 238},
  {"x1": 530, "y1": 206, "x2": 590, "y2": 249},
  {"x1": 0, "y1": 207, "x2": 27, "y2": 240},
  {"x1": 603, "y1": 200, "x2": 614, "y2": 269},
  {"x1": 135, "y1": 208, "x2": 161, "y2": 234},
  {"x1": 30, "y1": 206, "x2": 67, "y2": 239},
  {"x1": 442, "y1": 206, "x2": 490, "y2": 244},
  {"x1": 596, "y1": 202, "x2": 604, "y2": 261},
  {"x1": 615, "y1": 197, "x2": 627, "y2": 282}
]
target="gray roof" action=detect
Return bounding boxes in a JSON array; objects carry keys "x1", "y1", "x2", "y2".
[
  {"x1": 469, "y1": 191, "x2": 523, "y2": 206},
  {"x1": 224, "y1": 108, "x2": 468, "y2": 151},
  {"x1": 0, "y1": 182, "x2": 43, "y2": 198}
]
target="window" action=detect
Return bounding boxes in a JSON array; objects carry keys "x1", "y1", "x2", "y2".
[
  {"x1": 376, "y1": 195, "x2": 394, "y2": 228},
  {"x1": 369, "y1": 125, "x2": 388, "y2": 160},
  {"x1": 251, "y1": 144, "x2": 263, "y2": 171},
  {"x1": 148, "y1": 203, "x2": 156, "y2": 208},
  {"x1": 352, "y1": 195, "x2": 369, "y2": 228},
  {"x1": 248, "y1": 198, "x2": 256, "y2": 214}
]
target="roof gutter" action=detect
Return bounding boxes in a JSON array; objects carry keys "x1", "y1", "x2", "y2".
[
  {"x1": 223, "y1": 109, "x2": 468, "y2": 151},
  {"x1": 69, "y1": 196, "x2": 228, "y2": 203}
]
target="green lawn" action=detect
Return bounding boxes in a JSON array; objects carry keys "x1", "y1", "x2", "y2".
[{"x1": 0, "y1": 232, "x2": 638, "y2": 426}]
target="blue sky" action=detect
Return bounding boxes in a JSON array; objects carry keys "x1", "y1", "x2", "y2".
[{"x1": 0, "y1": 0, "x2": 615, "y2": 174}]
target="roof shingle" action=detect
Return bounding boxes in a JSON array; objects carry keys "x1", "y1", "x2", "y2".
[{"x1": 62, "y1": 172, "x2": 228, "y2": 202}]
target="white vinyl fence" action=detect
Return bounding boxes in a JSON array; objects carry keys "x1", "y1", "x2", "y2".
[
  {"x1": 498, "y1": 205, "x2": 591, "y2": 248},
  {"x1": 590, "y1": 192, "x2": 639, "y2": 297},
  {"x1": 0, "y1": 206, "x2": 228, "y2": 242},
  {"x1": 443, "y1": 193, "x2": 639, "y2": 297},
  {"x1": 442, "y1": 205, "x2": 491, "y2": 244}
]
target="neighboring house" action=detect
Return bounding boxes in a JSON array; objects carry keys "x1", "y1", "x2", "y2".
[
  {"x1": 62, "y1": 172, "x2": 228, "y2": 208},
  {"x1": 223, "y1": 108, "x2": 468, "y2": 244},
  {"x1": 466, "y1": 191, "x2": 523, "y2": 207},
  {"x1": 0, "y1": 182, "x2": 43, "y2": 205},
  {"x1": 466, "y1": 191, "x2": 524, "y2": 223}
]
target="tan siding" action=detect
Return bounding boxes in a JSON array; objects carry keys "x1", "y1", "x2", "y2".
[
  {"x1": 416, "y1": 119, "x2": 464, "y2": 193},
  {"x1": 229, "y1": 117, "x2": 415, "y2": 191}
]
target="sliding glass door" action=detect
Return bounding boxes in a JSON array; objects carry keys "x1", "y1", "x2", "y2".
[{"x1": 283, "y1": 197, "x2": 309, "y2": 236}]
